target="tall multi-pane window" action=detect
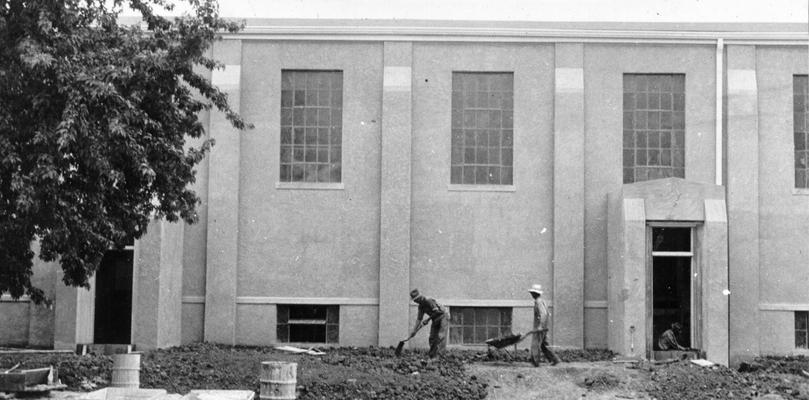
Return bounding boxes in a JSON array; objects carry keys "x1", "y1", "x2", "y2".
[
  {"x1": 451, "y1": 72, "x2": 514, "y2": 185},
  {"x1": 797, "y1": 311, "x2": 808, "y2": 349},
  {"x1": 623, "y1": 74, "x2": 685, "y2": 183},
  {"x1": 794, "y1": 75, "x2": 809, "y2": 188},
  {"x1": 280, "y1": 70, "x2": 342, "y2": 183}
]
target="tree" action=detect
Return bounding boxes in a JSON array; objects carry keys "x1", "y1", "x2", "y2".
[{"x1": 0, "y1": 0, "x2": 250, "y2": 303}]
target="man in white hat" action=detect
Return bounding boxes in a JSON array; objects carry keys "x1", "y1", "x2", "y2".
[{"x1": 529, "y1": 284, "x2": 560, "y2": 366}]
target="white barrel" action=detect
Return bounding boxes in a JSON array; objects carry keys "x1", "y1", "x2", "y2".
[
  {"x1": 259, "y1": 361, "x2": 297, "y2": 400},
  {"x1": 110, "y1": 353, "x2": 141, "y2": 388}
]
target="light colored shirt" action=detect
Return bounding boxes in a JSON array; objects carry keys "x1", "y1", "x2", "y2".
[{"x1": 533, "y1": 298, "x2": 550, "y2": 330}]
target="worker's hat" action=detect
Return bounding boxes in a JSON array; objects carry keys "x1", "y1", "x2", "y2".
[
  {"x1": 409, "y1": 289, "x2": 420, "y2": 300},
  {"x1": 528, "y1": 284, "x2": 544, "y2": 295}
]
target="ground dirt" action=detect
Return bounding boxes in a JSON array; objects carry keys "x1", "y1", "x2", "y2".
[
  {"x1": 470, "y1": 361, "x2": 651, "y2": 400},
  {"x1": 2, "y1": 345, "x2": 809, "y2": 400}
]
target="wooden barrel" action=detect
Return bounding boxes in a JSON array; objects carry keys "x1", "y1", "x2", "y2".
[
  {"x1": 259, "y1": 361, "x2": 297, "y2": 400},
  {"x1": 110, "y1": 353, "x2": 140, "y2": 388}
]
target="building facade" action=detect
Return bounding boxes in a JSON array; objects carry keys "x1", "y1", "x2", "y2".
[{"x1": 2, "y1": 20, "x2": 808, "y2": 366}]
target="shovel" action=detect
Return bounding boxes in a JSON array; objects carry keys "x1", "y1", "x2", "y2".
[{"x1": 395, "y1": 320, "x2": 426, "y2": 356}]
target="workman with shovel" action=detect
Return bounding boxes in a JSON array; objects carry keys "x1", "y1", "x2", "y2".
[
  {"x1": 529, "y1": 284, "x2": 561, "y2": 366},
  {"x1": 409, "y1": 289, "x2": 448, "y2": 358}
]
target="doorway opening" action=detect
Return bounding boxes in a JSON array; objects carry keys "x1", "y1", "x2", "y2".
[
  {"x1": 650, "y1": 226, "x2": 694, "y2": 355},
  {"x1": 93, "y1": 249, "x2": 134, "y2": 344}
]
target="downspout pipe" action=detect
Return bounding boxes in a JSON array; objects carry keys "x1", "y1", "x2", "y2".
[{"x1": 716, "y1": 38, "x2": 724, "y2": 186}]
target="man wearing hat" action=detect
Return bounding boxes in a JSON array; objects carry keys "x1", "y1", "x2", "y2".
[
  {"x1": 409, "y1": 289, "x2": 448, "y2": 358},
  {"x1": 529, "y1": 284, "x2": 561, "y2": 366}
]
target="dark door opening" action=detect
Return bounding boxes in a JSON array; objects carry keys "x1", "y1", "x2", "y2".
[
  {"x1": 650, "y1": 226, "x2": 692, "y2": 352},
  {"x1": 93, "y1": 250, "x2": 133, "y2": 344},
  {"x1": 652, "y1": 256, "x2": 691, "y2": 349}
]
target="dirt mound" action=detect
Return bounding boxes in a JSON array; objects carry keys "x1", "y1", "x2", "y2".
[
  {"x1": 450, "y1": 347, "x2": 615, "y2": 364},
  {"x1": 647, "y1": 360, "x2": 809, "y2": 400},
  {"x1": 752, "y1": 356, "x2": 809, "y2": 376},
  {"x1": 4, "y1": 344, "x2": 487, "y2": 400}
]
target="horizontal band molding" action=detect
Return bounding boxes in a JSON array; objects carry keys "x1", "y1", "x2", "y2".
[
  {"x1": 585, "y1": 301, "x2": 608, "y2": 309},
  {"x1": 759, "y1": 303, "x2": 809, "y2": 311},
  {"x1": 423, "y1": 299, "x2": 542, "y2": 307},
  {"x1": 182, "y1": 296, "x2": 205, "y2": 304},
  {"x1": 236, "y1": 296, "x2": 379, "y2": 305}
]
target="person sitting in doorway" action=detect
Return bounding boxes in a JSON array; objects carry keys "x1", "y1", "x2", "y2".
[{"x1": 658, "y1": 322, "x2": 688, "y2": 351}]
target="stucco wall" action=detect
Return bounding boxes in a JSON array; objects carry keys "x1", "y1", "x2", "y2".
[
  {"x1": 756, "y1": 47, "x2": 809, "y2": 304},
  {"x1": 28, "y1": 244, "x2": 57, "y2": 347},
  {"x1": 235, "y1": 41, "x2": 383, "y2": 299},
  {"x1": 0, "y1": 302, "x2": 30, "y2": 346},
  {"x1": 180, "y1": 63, "x2": 212, "y2": 343},
  {"x1": 760, "y1": 311, "x2": 809, "y2": 356},
  {"x1": 0, "y1": 241, "x2": 58, "y2": 348},
  {"x1": 754, "y1": 46, "x2": 809, "y2": 355},
  {"x1": 181, "y1": 303, "x2": 205, "y2": 344},
  {"x1": 410, "y1": 42, "x2": 555, "y2": 302},
  {"x1": 583, "y1": 44, "x2": 717, "y2": 349}
]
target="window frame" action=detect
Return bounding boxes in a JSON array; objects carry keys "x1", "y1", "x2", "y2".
[
  {"x1": 448, "y1": 306, "x2": 513, "y2": 346},
  {"x1": 793, "y1": 75, "x2": 809, "y2": 191},
  {"x1": 278, "y1": 69, "x2": 344, "y2": 187},
  {"x1": 622, "y1": 73, "x2": 686, "y2": 184},
  {"x1": 449, "y1": 71, "x2": 515, "y2": 187},
  {"x1": 276, "y1": 304, "x2": 339, "y2": 344},
  {"x1": 797, "y1": 311, "x2": 808, "y2": 349}
]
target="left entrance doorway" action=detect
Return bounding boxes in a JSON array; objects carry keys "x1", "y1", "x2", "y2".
[{"x1": 93, "y1": 249, "x2": 133, "y2": 344}]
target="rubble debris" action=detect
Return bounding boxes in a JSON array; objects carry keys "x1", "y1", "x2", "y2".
[
  {"x1": 273, "y1": 346, "x2": 325, "y2": 356},
  {"x1": 690, "y1": 359, "x2": 715, "y2": 367},
  {"x1": 580, "y1": 371, "x2": 621, "y2": 391},
  {"x1": 183, "y1": 389, "x2": 254, "y2": 400}
]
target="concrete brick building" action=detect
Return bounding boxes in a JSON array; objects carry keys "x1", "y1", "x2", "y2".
[{"x1": 2, "y1": 19, "x2": 808, "y2": 366}]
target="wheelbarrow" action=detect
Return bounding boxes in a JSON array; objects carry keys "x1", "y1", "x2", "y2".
[{"x1": 484, "y1": 329, "x2": 542, "y2": 360}]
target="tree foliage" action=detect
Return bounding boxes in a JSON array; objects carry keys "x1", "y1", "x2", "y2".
[{"x1": 0, "y1": 0, "x2": 249, "y2": 303}]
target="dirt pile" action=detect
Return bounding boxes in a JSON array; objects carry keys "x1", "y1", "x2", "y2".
[
  {"x1": 4, "y1": 344, "x2": 487, "y2": 400},
  {"x1": 453, "y1": 347, "x2": 615, "y2": 363},
  {"x1": 747, "y1": 356, "x2": 809, "y2": 376},
  {"x1": 647, "y1": 360, "x2": 809, "y2": 400}
]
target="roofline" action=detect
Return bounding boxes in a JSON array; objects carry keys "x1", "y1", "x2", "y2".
[
  {"x1": 226, "y1": 19, "x2": 809, "y2": 45},
  {"x1": 118, "y1": 17, "x2": 808, "y2": 45}
]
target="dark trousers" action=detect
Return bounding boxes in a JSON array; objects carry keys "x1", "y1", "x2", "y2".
[
  {"x1": 531, "y1": 330, "x2": 561, "y2": 366},
  {"x1": 428, "y1": 314, "x2": 447, "y2": 358}
]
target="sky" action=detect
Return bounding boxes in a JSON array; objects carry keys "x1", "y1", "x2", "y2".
[{"x1": 121, "y1": 0, "x2": 809, "y2": 23}]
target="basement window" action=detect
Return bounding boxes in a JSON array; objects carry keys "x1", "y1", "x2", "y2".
[
  {"x1": 276, "y1": 305, "x2": 339, "y2": 344},
  {"x1": 797, "y1": 311, "x2": 808, "y2": 349},
  {"x1": 449, "y1": 307, "x2": 512, "y2": 345}
]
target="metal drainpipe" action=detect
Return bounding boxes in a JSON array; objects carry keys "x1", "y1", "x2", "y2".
[{"x1": 716, "y1": 38, "x2": 724, "y2": 186}]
